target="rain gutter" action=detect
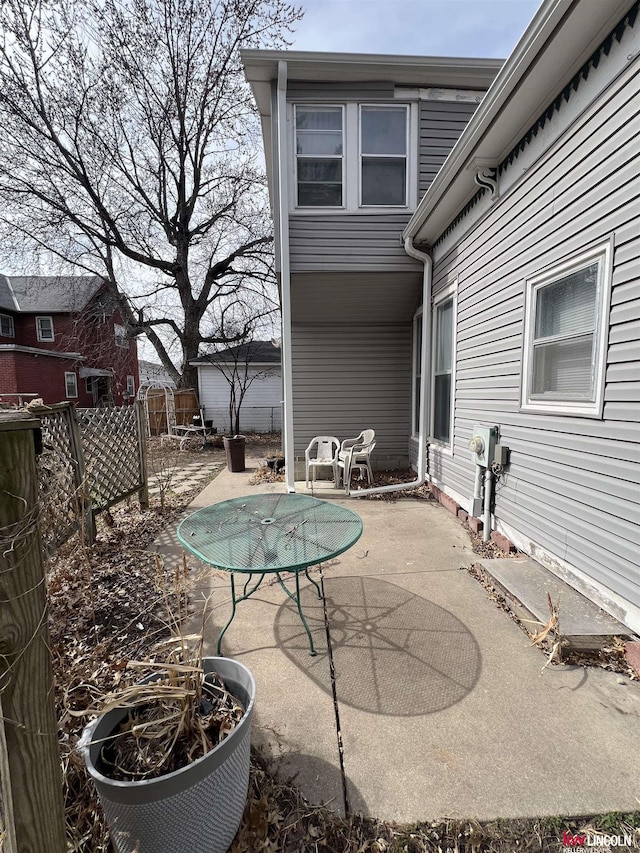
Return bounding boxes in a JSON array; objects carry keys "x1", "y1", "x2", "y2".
[{"x1": 275, "y1": 61, "x2": 296, "y2": 493}]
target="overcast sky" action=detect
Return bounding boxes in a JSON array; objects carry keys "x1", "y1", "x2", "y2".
[{"x1": 288, "y1": 0, "x2": 541, "y2": 58}]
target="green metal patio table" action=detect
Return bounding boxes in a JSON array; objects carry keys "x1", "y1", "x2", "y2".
[{"x1": 177, "y1": 492, "x2": 363, "y2": 656}]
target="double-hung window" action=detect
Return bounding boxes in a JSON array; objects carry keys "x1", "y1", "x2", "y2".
[
  {"x1": 292, "y1": 102, "x2": 415, "y2": 210},
  {"x1": 36, "y1": 315, "x2": 54, "y2": 341},
  {"x1": 114, "y1": 323, "x2": 128, "y2": 348},
  {"x1": 65, "y1": 371, "x2": 78, "y2": 398},
  {"x1": 0, "y1": 314, "x2": 14, "y2": 337},
  {"x1": 360, "y1": 106, "x2": 407, "y2": 206},
  {"x1": 431, "y1": 284, "x2": 457, "y2": 448},
  {"x1": 522, "y1": 243, "x2": 611, "y2": 416},
  {"x1": 295, "y1": 106, "x2": 343, "y2": 207}
]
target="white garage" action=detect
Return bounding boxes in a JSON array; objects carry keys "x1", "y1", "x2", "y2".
[{"x1": 192, "y1": 341, "x2": 282, "y2": 434}]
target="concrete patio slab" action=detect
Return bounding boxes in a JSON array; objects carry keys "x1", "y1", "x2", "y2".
[{"x1": 151, "y1": 463, "x2": 640, "y2": 824}]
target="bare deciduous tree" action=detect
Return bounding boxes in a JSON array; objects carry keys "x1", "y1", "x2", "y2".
[{"x1": 0, "y1": 0, "x2": 299, "y2": 387}]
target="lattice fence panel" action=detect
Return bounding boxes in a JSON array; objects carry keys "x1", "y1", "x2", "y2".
[
  {"x1": 78, "y1": 406, "x2": 143, "y2": 513},
  {"x1": 37, "y1": 406, "x2": 83, "y2": 549}
]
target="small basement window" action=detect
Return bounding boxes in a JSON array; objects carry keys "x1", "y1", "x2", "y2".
[{"x1": 522, "y1": 243, "x2": 611, "y2": 417}]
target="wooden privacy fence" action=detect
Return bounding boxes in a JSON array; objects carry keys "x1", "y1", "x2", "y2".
[
  {"x1": 34, "y1": 401, "x2": 148, "y2": 547},
  {"x1": 146, "y1": 388, "x2": 198, "y2": 434}
]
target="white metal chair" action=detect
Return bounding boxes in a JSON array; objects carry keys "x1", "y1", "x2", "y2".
[
  {"x1": 305, "y1": 436, "x2": 340, "y2": 488},
  {"x1": 337, "y1": 429, "x2": 376, "y2": 494}
]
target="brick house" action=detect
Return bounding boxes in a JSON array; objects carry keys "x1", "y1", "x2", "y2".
[{"x1": 0, "y1": 275, "x2": 139, "y2": 406}]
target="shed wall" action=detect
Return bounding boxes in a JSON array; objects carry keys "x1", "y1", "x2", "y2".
[
  {"x1": 197, "y1": 366, "x2": 282, "y2": 433},
  {"x1": 429, "y1": 56, "x2": 640, "y2": 622}
]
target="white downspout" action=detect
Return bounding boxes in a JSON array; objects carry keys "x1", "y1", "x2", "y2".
[
  {"x1": 275, "y1": 60, "x2": 295, "y2": 493},
  {"x1": 351, "y1": 238, "x2": 432, "y2": 498}
]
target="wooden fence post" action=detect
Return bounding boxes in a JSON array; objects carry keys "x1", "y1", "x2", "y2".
[
  {"x1": 0, "y1": 412, "x2": 66, "y2": 852},
  {"x1": 135, "y1": 400, "x2": 149, "y2": 509}
]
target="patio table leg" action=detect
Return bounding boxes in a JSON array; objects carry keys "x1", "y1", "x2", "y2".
[
  {"x1": 217, "y1": 572, "x2": 266, "y2": 654},
  {"x1": 276, "y1": 571, "x2": 318, "y2": 656},
  {"x1": 305, "y1": 567, "x2": 322, "y2": 600}
]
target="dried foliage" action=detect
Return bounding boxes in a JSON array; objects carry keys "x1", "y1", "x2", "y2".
[{"x1": 468, "y1": 564, "x2": 638, "y2": 680}]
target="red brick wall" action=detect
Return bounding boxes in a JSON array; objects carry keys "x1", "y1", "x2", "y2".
[
  {"x1": 0, "y1": 350, "x2": 85, "y2": 405},
  {"x1": 2, "y1": 291, "x2": 139, "y2": 406}
]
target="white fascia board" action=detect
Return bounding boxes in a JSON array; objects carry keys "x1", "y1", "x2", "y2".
[
  {"x1": 404, "y1": 0, "x2": 638, "y2": 246},
  {"x1": 241, "y1": 49, "x2": 503, "y2": 89}
]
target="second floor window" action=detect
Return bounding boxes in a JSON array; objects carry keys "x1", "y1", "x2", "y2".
[
  {"x1": 293, "y1": 102, "x2": 413, "y2": 211},
  {"x1": 114, "y1": 323, "x2": 128, "y2": 348},
  {"x1": 36, "y1": 315, "x2": 54, "y2": 341},
  {"x1": 0, "y1": 314, "x2": 14, "y2": 337},
  {"x1": 295, "y1": 106, "x2": 343, "y2": 208},
  {"x1": 360, "y1": 106, "x2": 407, "y2": 206}
]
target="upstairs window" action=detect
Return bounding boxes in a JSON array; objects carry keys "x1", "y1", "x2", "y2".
[
  {"x1": 36, "y1": 315, "x2": 54, "y2": 341},
  {"x1": 126, "y1": 375, "x2": 135, "y2": 397},
  {"x1": 114, "y1": 323, "x2": 128, "y2": 348},
  {"x1": 0, "y1": 314, "x2": 14, "y2": 337},
  {"x1": 291, "y1": 101, "x2": 417, "y2": 211},
  {"x1": 522, "y1": 243, "x2": 611, "y2": 416},
  {"x1": 295, "y1": 106, "x2": 343, "y2": 207},
  {"x1": 360, "y1": 106, "x2": 407, "y2": 206}
]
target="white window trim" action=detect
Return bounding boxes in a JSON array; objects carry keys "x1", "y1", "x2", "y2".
[
  {"x1": 411, "y1": 307, "x2": 423, "y2": 438},
  {"x1": 36, "y1": 315, "x2": 54, "y2": 342},
  {"x1": 358, "y1": 103, "x2": 409, "y2": 209},
  {"x1": 289, "y1": 101, "x2": 418, "y2": 213},
  {"x1": 126, "y1": 375, "x2": 135, "y2": 396},
  {"x1": 65, "y1": 371, "x2": 78, "y2": 398},
  {"x1": 0, "y1": 313, "x2": 14, "y2": 337},
  {"x1": 293, "y1": 104, "x2": 345, "y2": 211},
  {"x1": 430, "y1": 280, "x2": 457, "y2": 454},
  {"x1": 520, "y1": 241, "x2": 612, "y2": 418}
]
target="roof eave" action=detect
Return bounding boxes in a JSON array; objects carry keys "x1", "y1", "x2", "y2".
[{"x1": 404, "y1": 0, "x2": 638, "y2": 246}]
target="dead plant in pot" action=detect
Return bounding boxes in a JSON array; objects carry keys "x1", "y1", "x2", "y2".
[{"x1": 77, "y1": 559, "x2": 256, "y2": 853}]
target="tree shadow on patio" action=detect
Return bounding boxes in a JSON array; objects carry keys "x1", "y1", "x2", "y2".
[{"x1": 274, "y1": 575, "x2": 481, "y2": 716}]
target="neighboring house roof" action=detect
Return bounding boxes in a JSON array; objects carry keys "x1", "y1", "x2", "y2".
[
  {"x1": 404, "y1": 0, "x2": 638, "y2": 245},
  {"x1": 0, "y1": 274, "x2": 103, "y2": 313},
  {"x1": 138, "y1": 359, "x2": 177, "y2": 387},
  {"x1": 191, "y1": 341, "x2": 281, "y2": 366}
]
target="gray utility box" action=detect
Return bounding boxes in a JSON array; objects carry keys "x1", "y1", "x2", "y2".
[{"x1": 469, "y1": 425, "x2": 499, "y2": 468}]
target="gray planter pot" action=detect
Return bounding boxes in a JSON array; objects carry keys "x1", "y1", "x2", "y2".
[{"x1": 80, "y1": 656, "x2": 255, "y2": 853}]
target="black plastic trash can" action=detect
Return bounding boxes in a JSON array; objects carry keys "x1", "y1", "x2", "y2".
[{"x1": 223, "y1": 435, "x2": 246, "y2": 472}]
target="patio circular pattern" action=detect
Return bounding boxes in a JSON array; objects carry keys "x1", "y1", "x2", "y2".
[{"x1": 275, "y1": 575, "x2": 481, "y2": 716}]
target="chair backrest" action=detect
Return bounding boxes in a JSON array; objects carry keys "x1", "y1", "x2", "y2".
[
  {"x1": 359, "y1": 428, "x2": 375, "y2": 448},
  {"x1": 310, "y1": 435, "x2": 339, "y2": 460}
]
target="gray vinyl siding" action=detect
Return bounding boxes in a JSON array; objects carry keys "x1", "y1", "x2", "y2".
[
  {"x1": 291, "y1": 324, "x2": 412, "y2": 463},
  {"x1": 289, "y1": 214, "x2": 419, "y2": 272},
  {"x1": 287, "y1": 81, "x2": 395, "y2": 101},
  {"x1": 419, "y1": 101, "x2": 479, "y2": 193},
  {"x1": 430, "y1": 57, "x2": 640, "y2": 613}
]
